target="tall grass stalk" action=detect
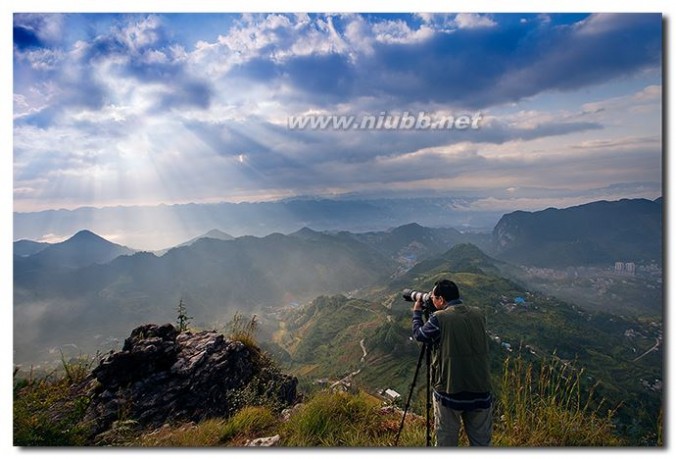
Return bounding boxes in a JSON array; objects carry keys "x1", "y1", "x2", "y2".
[
  {"x1": 227, "y1": 311, "x2": 259, "y2": 348},
  {"x1": 495, "y1": 354, "x2": 622, "y2": 446}
]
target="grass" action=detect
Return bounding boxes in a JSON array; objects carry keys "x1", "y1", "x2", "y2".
[
  {"x1": 493, "y1": 354, "x2": 623, "y2": 446},
  {"x1": 13, "y1": 355, "x2": 95, "y2": 446},
  {"x1": 135, "y1": 406, "x2": 279, "y2": 446},
  {"x1": 281, "y1": 390, "x2": 406, "y2": 446},
  {"x1": 14, "y1": 351, "x2": 628, "y2": 447},
  {"x1": 226, "y1": 311, "x2": 259, "y2": 349},
  {"x1": 131, "y1": 390, "x2": 427, "y2": 447}
]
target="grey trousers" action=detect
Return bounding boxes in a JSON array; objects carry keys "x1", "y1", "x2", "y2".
[{"x1": 432, "y1": 397, "x2": 492, "y2": 446}]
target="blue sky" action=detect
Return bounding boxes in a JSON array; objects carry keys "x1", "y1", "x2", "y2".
[{"x1": 12, "y1": 10, "x2": 663, "y2": 214}]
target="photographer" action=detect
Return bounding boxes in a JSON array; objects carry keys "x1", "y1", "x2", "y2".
[{"x1": 411, "y1": 279, "x2": 492, "y2": 446}]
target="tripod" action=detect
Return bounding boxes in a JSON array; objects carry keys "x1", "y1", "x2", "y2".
[{"x1": 394, "y1": 333, "x2": 433, "y2": 446}]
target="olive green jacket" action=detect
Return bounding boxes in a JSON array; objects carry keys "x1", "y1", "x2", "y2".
[{"x1": 430, "y1": 304, "x2": 492, "y2": 394}]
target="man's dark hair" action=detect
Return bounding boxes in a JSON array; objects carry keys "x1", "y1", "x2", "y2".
[{"x1": 433, "y1": 279, "x2": 460, "y2": 302}]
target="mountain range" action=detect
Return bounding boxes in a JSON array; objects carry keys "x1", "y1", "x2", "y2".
[
  {"x1": 492, "y1": 198, "x2": 662, "y2": 267},
  {"x1": 13, "y1": 197, "x2": 502, "y2": 250},
  {"x1": 15, "y1": 223, "x2": 491, "y2": 367},
  {"x1": 13, "y1": 197, "x2": 663, "y2": 367}
]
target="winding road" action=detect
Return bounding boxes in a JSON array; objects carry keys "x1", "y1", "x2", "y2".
[{"x1": 632, "y1": 338, "x2": 661, "y2": 362}]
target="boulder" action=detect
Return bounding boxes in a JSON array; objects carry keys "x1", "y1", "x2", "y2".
[{"x1": 82, "y1": 324, "x2": 297, "y2": 439}]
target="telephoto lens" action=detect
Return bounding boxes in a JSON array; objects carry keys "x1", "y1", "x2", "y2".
[{"x1": 402, "y1": 289, "x2": 431, "y2": 302}]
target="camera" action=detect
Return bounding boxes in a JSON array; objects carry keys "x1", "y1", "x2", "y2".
[
  {"x1": 402, "y1": 289, "x2": 432, "y2": 303},
  {"x1": 402, "y1": 288, "x2": 436, "y2": 314}
]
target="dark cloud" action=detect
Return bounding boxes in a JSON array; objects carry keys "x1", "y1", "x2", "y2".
[
  {"x1": 13, "y1": 14, "x2": 63, "y2": 49},
  {"x1": 155, "y1": 80, "x2": 213, "y2": 110},
  {"x1": 490, "y1": 14, "x2": 662, "y2": 101},
  {"x1": 13, "y1": 25, "x2": 43, "y2": 50},
  {"x1": 284, "y1": 53, "x2": 356, "y2": 98},
  {"x1": 260, "y1": 13, "x2": 661, "y2": 110},
  {"x1": 227, "y1": 57, "x2": 280, "y2": 81},
  {"x1": 83, "y1": 34, "x2": 128, "y2": 61},
  {"x1": 358, "y1": 26, "x2": 527, "y2": 107}
]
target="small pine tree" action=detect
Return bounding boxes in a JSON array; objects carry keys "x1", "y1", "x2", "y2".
[{"x1": 176, "y1": 298, "x2": 193, "y2": 332}]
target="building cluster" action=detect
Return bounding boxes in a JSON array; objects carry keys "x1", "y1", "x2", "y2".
[
  {"x1": 498, "y1": 294, "x2": 535, "y2": 314},
  {"x1": 523, "y1": 262, "x2": 662, "y2": 282},
  {"x1": 614, "y1": 261, "x2": 636, "y2": 276}
]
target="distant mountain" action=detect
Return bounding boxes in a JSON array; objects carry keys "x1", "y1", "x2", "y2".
[
  {"x1": 397, "y1": 242, "x2": 505, "y2": 280},
  {"x1": 199, "y1": 229, "x2": 235, "y2": 241},
  {"x1": 155, "y1": 229, "x2": 235, "y2": 255},
  {"x1": 491, "y1": 198, "x2": 662, "y2": 267},
  {"x1": 291, "y1": 223, "x2": 491, "y2": 269},
  {"x1": 349, "y1": 223, "x2": 474, "y2": 258},
  {"x1": 14, "y1": 230, "x2": 136, "y2": 270},
  {"x1": 13, "y1": 197, "x2": 501, "y2": 250},
  {"x1": 13, "y1": 239, "x2": 51, "y2": 257},
  {"x1": 13, "y1": 230, "x2": 397, "y2": 366}
]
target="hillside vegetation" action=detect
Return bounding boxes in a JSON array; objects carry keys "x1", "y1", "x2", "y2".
[
  {"x1": 14, "y1": 337, "x2": 629, "y2": 447},
  {"x1": 270, "y1": 244, "x2": 662, "y2": 445}
]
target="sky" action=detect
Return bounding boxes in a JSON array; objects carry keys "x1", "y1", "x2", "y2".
[{"x1": 11, "y1": 9, "x2": 663, "y2": 215}]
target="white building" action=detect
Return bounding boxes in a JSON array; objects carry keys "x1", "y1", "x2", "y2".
[{"x1": 384, "y1": 389, "x2": 401, "y2": 401}]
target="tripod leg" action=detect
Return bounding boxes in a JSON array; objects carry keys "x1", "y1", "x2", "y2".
[
  {"x1": 394, "y1": 343, "x2": 426, "y2": 446},
  {"x1": 425, "y1": 344, "x2": 432, "y2": 447}
]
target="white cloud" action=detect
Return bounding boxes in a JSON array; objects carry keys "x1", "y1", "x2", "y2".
[
  {"x1": 581, "y1": 85, "x2": 662, "y2": 119},
  {"x1": 118, "y1": 15, "x2": 165, "y2": 52},
  {"x1": 14, "y1": 47, "x2": 65, "y2": 70},
  {"x1": 372, "y1": 19, "x2": 434, "y2": 44},
  {"x1": 343, "y1": 14, "x2": 375, "y2": 56},
  {"x1": 633, "y1": 84, "x2": 662, "y2": 101},
  {"x1": 454, "y1": 13, "x2": 497, "y2": 29}
]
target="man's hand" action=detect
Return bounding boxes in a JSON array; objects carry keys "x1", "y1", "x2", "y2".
[{"x1": 413, "y1": 299, "x2": 423, "y2": 312}]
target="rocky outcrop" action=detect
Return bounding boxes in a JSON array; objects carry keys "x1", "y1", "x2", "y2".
[{"x1": 82, "y1": 323, "x2": 297, "y2": 439}]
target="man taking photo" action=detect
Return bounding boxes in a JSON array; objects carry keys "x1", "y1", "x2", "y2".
[{"x1": 411, "y1": 278, "x2": 493, "y2": 446}]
